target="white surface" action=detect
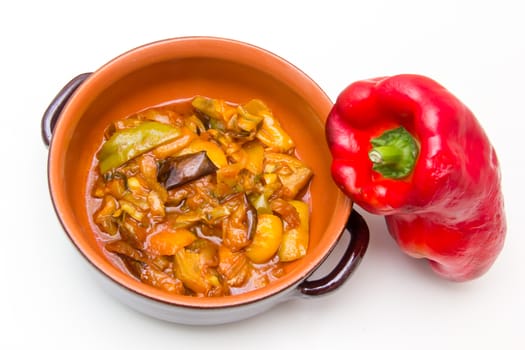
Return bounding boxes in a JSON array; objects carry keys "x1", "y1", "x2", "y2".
[{"x1": 1, "y1": 0, "x2": 523, "y2": 348}]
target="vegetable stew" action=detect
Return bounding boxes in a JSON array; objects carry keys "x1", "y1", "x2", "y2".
[{"x1": 89, "y1": 96, "x2": 313, "y2": 297}]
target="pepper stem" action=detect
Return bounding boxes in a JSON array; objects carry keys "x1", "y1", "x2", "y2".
[
  {"x1": 368, "y1": 146, "x2": 403, "y2": 164},
  {"x1": 368, "y1": 127, "x2": 419, "y2": 179}
]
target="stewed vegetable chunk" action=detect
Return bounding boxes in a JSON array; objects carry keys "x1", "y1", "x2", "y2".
[{"x1": 90, "y1": 96, "x2": 313, "y2": 297}]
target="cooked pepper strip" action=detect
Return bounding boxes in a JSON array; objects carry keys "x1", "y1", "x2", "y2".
[
  {"x1": 242, "y1": 141, "x2": 265, "y2": 175},
  {"x1": 278, "y1": 200, "x2": 309, "y2": 262},
  {"x1": 256, "y1": 114, "x2": 294, "y2": 152},
  {"x1": 147, "y1": 228, "x2": 196, "y2": 256},
  {"x1": 192, "y1": 95, "x2": 228, "y2": 120},
  {"x1": 97, "y1": 121, "x2": 181, "y2": 173},
  {"x1": 246, "y1": 214, "x2": 283, "y2": 264},
  {"x1": 176, "y1": 139, "x2": 228, "y2": 168},
  {"x1": 326, "y1": 74, "x2": 506, "y2": 281}
]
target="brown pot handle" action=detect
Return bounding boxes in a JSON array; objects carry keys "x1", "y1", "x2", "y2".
[
  {"x1": 41, "y1": 72, "x2": 92, "y2": 146},
  {"x1": 298, "y1": 209, "x2": 369, "y2": 296}
]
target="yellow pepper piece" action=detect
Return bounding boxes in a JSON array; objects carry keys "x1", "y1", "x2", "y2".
[
  {"x1": 246, "y1": 214, "x2": 283, "y2": 264},
  {"x1": 147, "y1": 228, "x2": 196, "y2": 256},
  {"x1": 243, "y1": 99, "x2": 270, "y2": 116},
  {"x1": 278, "y1": 200, "x2": 309, "y2": 262},
  {"x1": 243, "y1": 141, "x2": 265, "y2": 175},
  {"x1": 177, "y1": 139, "x2": 228, "y2": 168}
]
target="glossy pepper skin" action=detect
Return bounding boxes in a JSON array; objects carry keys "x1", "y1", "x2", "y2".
[{"x1": 326, "y1": 74, "x2": 506, "y2": 281}]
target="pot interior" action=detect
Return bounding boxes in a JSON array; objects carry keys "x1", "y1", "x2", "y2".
[{"x1": 48, "y1": 38, "x2": 351, "y2": 307}]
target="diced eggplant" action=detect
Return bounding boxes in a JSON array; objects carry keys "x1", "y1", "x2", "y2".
[{"x1": 157, "y1": 151, "x2": 218, "y2": 190}]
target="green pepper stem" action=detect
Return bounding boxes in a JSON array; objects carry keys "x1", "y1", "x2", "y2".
[
  {"x1": 368, "y1": 146, "x2": 403, "y2": 165},
  {"x1": 368, "y1": 127, "x2": 419, "y2": 179}
]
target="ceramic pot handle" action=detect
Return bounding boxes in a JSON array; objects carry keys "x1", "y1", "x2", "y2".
[
  {"x1": 298, "y1": 209, "x2": 369, "y2": 296},
  {"x1": 41, "y1": 73, "x2": 92, "y2": 146}
]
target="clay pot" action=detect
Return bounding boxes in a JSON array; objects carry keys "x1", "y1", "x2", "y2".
[{"x1": 43, "y1": 37, "x2": 369, "y2": 325}]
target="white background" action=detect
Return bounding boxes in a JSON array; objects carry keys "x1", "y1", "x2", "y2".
[{"x1": 1, "y1": 0, "x2": 523, "y2": 349}]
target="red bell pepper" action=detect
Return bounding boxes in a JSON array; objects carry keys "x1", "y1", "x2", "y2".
[{"x1": 326, "y1": 74, "x2": 506, "y2": 281}]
